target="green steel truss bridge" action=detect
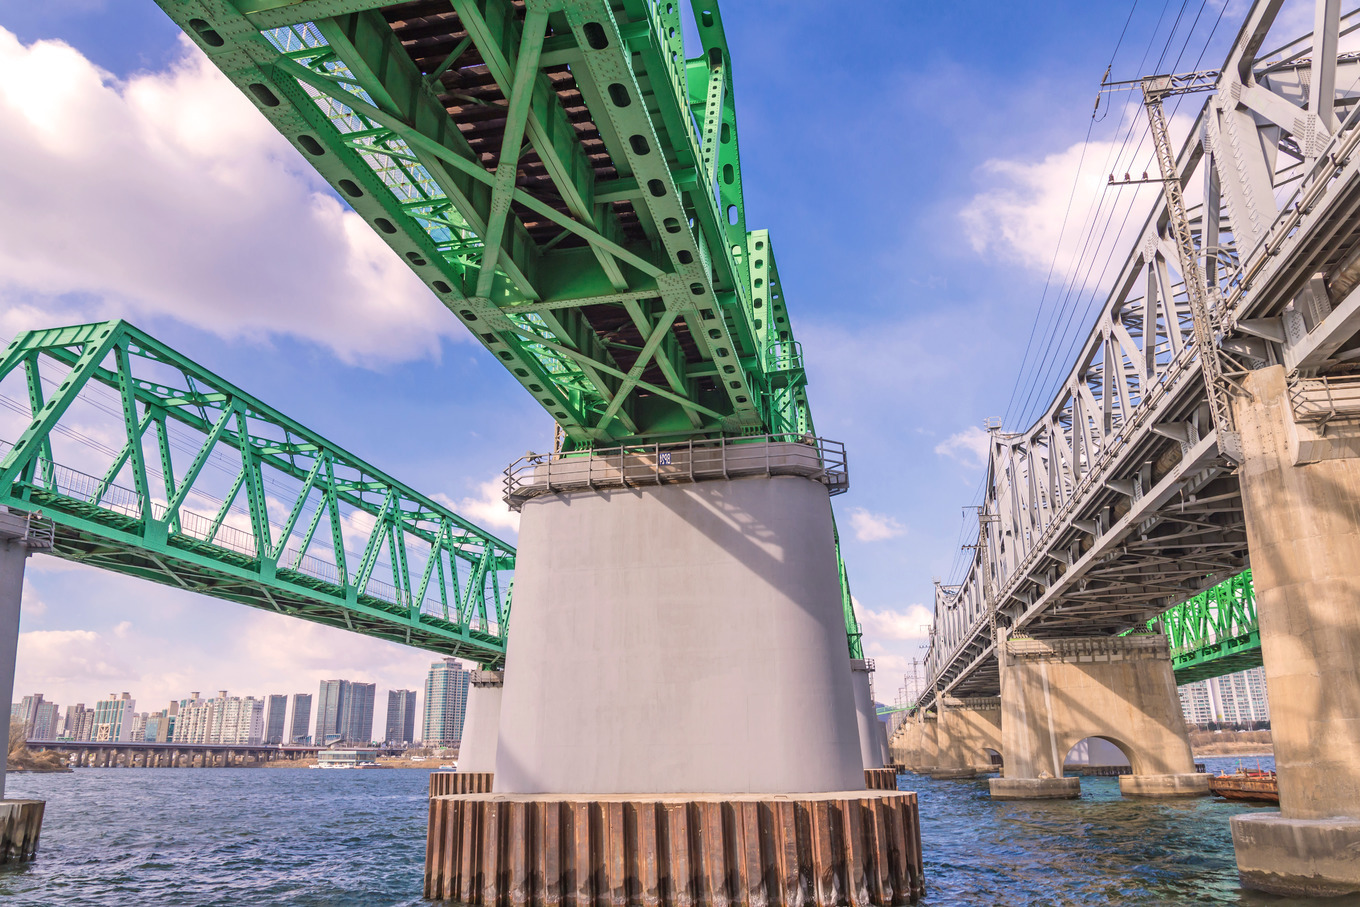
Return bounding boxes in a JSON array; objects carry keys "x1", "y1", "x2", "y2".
[
  {"x1": 1157, "y1": 570, "x2": 1260, "y2": 685},
  {"x1": 153, "y1": 0, "x2": 813, "y2": 448},
  {"x1": 0, "y1": 0, "x2": 875, "y2": 666},
  {"x1": 0, "y1": 321, "x2": 516, "y2": 666}
]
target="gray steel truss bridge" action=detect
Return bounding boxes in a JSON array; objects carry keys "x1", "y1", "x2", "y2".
[{"x1": 923, "y1": 0, "x2": 1360, "y2": 708}]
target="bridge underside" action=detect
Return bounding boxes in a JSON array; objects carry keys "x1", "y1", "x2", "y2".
[{"x1": 155, "y1": 0, "x2": 814, "y2": 445}]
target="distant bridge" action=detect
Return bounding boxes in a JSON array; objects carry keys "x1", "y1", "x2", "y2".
[{"x1": 26, "y1": 739, "x2": 322, "y2": 768}]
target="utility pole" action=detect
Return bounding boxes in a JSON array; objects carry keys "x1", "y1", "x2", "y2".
[{"x1": 1101, "y1": 69, "x2": 1241, "y2": 461}]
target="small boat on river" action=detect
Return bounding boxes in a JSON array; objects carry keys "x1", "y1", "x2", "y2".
[{"x1": 1208, "y1": 765, "x2": 1278, "y2": 803}]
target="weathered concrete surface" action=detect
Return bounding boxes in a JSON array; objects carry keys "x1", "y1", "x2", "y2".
[
  {"x1": 0, "y1": 800, "x2": 43, "y2": 863},
  {"x1": 1231, "y1": 814, "x2": 1360, "y2": 897},
  {"x1": 425, "y1": 791, "x2": 925, "y2": 906},
  {"x1": 928, "y1": 768, "x2": 978, "y2": 780},
  {"x1": 495, "y1": 475, "x2": 863, "y2": 795},
  {"x1": 1230, "y1": 366, "x2": 1360, "y2": 895},
  {"x1": 993, "y1": 634, "x2": 1202, "y2": 799},
  {"x1": 988, "y1": 778, "x2": 1080, "y2": 800},
  {"x1": 851, "y1": 660, "x2": 886, "y2": 770},
  {"x1": 430, "y1": 771, "x2": 494, "y2": 796},
  {"x1": 889, "y1": 718, "x2": 936, "y2": 773},
  {"x1": 457, "y1": 670, "x2": 502, "y2": 775},
  {"x1": 933, "y1": 698, "x2": 1002, "y2": 773},
  {"x1": 1118, "y1": 773, "x2": 1210, "y2": 797}
]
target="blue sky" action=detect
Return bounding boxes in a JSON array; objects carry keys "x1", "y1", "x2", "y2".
[{"x1": 0, "y1": 0, "x2": 1260, "y2": 730}]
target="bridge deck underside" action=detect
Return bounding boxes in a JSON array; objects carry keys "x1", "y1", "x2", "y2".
[
  {"x1": 941, "y1": 383, "x2": 1248, "y2": 699},
  {"x1": 383, "y1": 4, "x2": 708, "y2": 395}
]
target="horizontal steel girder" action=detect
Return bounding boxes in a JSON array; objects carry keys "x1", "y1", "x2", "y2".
[
  {"x1": 0, "y1": 320, "x2": 515, "y2": 667},
  {"x1": 151, "y1": 0, "x2": 815, "y2": 448}
]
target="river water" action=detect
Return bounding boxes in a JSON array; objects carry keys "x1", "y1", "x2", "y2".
[{"x1": 1, "y1": 755, "x2": 1354, "y2": 906}]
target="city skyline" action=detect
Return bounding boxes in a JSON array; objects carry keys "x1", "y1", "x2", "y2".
[{"x1": 9, "y1": 669, "x2": 460, "y2": 745}]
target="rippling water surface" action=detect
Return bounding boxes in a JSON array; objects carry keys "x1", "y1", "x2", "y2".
[{"x1": 2, "y1": 756, "x2": 1356, "y2": 906}]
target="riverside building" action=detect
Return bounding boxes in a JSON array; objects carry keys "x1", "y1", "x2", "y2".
[
  {"x1": 422, "y1": 659, "x2": 469, "y2": 748},
  {"x1": 265, "y1": 694, "x2": 288, "y2": 744},
  {"x1": 290, "y1": 692, "x2": 312, "y2": 743},
  {"x1": 316, "y1": 680, "x2": 376, "y2": 745},
  {"x1": 1177, "y1": 666, "x2": 1271, "y2": 727},
  {"x1": 385, "y1": 689, "x2": 416, "y2": 745},
  {"x1": 93, "y1": 693, "x2": 135, "y2": 742}
]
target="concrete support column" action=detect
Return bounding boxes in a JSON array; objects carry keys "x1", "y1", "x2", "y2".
[
  {"x1": 1230, "y1": 365, "x2": 1360, "y2": 897},
  {"x1": 849, "y1": 659, "x2": 885, "y2": 770},
  {"x1": 0, "y1": 538, "x2": 28, "y2": 799},
  {"x1": 930, "y1": 698, "x2": 1002, "y2": 779},
  {"x1": 889, "y1": 716, "x2": 937, "y2": 772},
  {"x1": 494, "y1": 471, "x2": 863, "y2": 795},
  {"x1": 459, "y1": 670, "x2": 503, "y2": 774},
  {"x1": 989, "y1": 634, "x2": 1206, "y2": 800}
]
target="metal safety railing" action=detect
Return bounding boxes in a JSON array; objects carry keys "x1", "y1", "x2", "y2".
[{"x1": 502, "y1": 433, "x2": 848, "y2": 509}]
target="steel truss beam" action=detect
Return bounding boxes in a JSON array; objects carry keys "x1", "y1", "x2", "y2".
[
  {"x1": 152, "y1": 0, "x2": 813, "y2": 447},
  {"x1": 921, "y1": 0, "x2": 1360, "y2": 708},
  {"x1": 0, "y1": 321, "x2": 515, "y2": 667}
]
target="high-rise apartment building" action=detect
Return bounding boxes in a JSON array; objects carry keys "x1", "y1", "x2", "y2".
[
  {"x1": 16, "y1": 695, "x2": 60, "y2": 741},
  {"x1": 316, "y1": 680, "x2": 377, "y2": 745},
  {"x1": 93, "y1": 693, "x2": 136, "y2": 742},
  {"x1": 61, "y1": 704, "x2": 95, "y2": 741},
  {"x1": 216, "y1": 696, "x2": 265, "y2": 745},
  {"x1": 290, "y1": 693, "x2": 312, "y2": 744},
  {"x1": 128, "y1": 712, "x2": 149, "y2": 742},
  {"x1": 174, "y1": 693, "x2": 214, "y2": 744},
  {"x1": 1178, "y1": 666, "x2": 1271, "y2": 726},
  {"x1": 265, "y1": 694, "x2": 288, "y2": 745},
  {"x1": 422, "y1": 659, "x2": 469, "y2": 747},
  {"x1": 167, "y1": 691, "x2": 262, "y2": 744},
  {"x1": 385, "y1": 689, "x2": 417, "y2": 745}
]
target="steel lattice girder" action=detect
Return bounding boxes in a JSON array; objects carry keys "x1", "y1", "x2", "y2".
[
  {"x1": 1158, "y1": 569, "x2": 1261, "y2": 684},
  {"x1": 0, "y1": 320, "x2": 515, "y2": 667},
  {"x1": 152, "y1": 0, "x2": 815, "y2": 447}
]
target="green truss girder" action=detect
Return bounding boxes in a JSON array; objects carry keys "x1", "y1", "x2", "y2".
[
  {"x1": 152, "y1": 0, "x2": 814, "y2": 448},
  {"x1": 835, "y1": 518, "x2": 863, "y2": 661},
  {"x1": 0, "y1": 321, "x2": 515, "y2": 667},
  {"x1": 1155, "y1": 570, "x2": 1262, "y2": 685}
]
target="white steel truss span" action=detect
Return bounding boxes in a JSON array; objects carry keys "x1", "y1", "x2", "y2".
[{"x1": 924, "y1": 0, "x2": 1360, "y2": 707}]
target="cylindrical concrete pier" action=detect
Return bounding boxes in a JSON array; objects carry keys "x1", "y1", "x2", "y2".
[
  {"x1": 851, "y1": 659, "x2": 886, "y2": 770},
  {"x1": 495, "y1": 472, "x2": 864, "y2": 795},
  {"x1": 457, "y1": 670, "x2": 503, "y2": 774}
]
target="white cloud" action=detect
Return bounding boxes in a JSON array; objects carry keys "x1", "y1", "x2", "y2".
[
  {"x1": 934, "y1": 425, "x2": 990, "y2": 468},
  {"x1": 959, "y1": 128, "x2": 1163, "y2": 292},
  {"x1": 848, "y1": 507, "x2": 905, "y2": 542},
  {"x1": 16, "y1": 628, "x2": 133, "y2": 690},
  {"x1": 440, "y1": 480, "x2": 519, "y2": 536},
  {"x1": 857, "y1": 602, "x2": 934, "y2": 643},
  {"x1": 0, "y1": 28, "x2": 459, "y2": 365}
]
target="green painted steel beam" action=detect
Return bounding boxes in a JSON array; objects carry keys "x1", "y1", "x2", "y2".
[
  {"x1": 151, "y1": 0, "x2": 815, "y2": 448},
  {"x1": 1156, "y1": 570, "x2": 1262, "y2": 685},
  {"x1": 0, "y1": 321, "x2": 515, "y2": 668}
]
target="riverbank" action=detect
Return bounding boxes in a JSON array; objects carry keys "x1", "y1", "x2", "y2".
[{"x1": 1190, "y1": 728, "x2": 1274, "y2": 757}]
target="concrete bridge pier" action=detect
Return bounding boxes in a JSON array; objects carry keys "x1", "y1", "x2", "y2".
[
  {"x1": 0, "y1": 511, "x2": 49, "y2": 863},
  {"x1": 929, "y1": 698, "x2": 1002, "y2": 780},
  {"x1": 427, "y1": 451, "x2": 924, "y2": 905},
  {"x1": 456, "y1": 669, "x2": 502, "y2": 775},
  {"x1": 889, "y1": 715, "x2": 937, "y2": 772},
  {"x1": 851, "y1": 659, "x2": 887, "y2": 770},
  {"x1": 1229, "y1": 366, "x2": 1360, "y2": 897},
  {"x1": 989, "y1": 634, "x2": 1207, "y2": 800}
]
